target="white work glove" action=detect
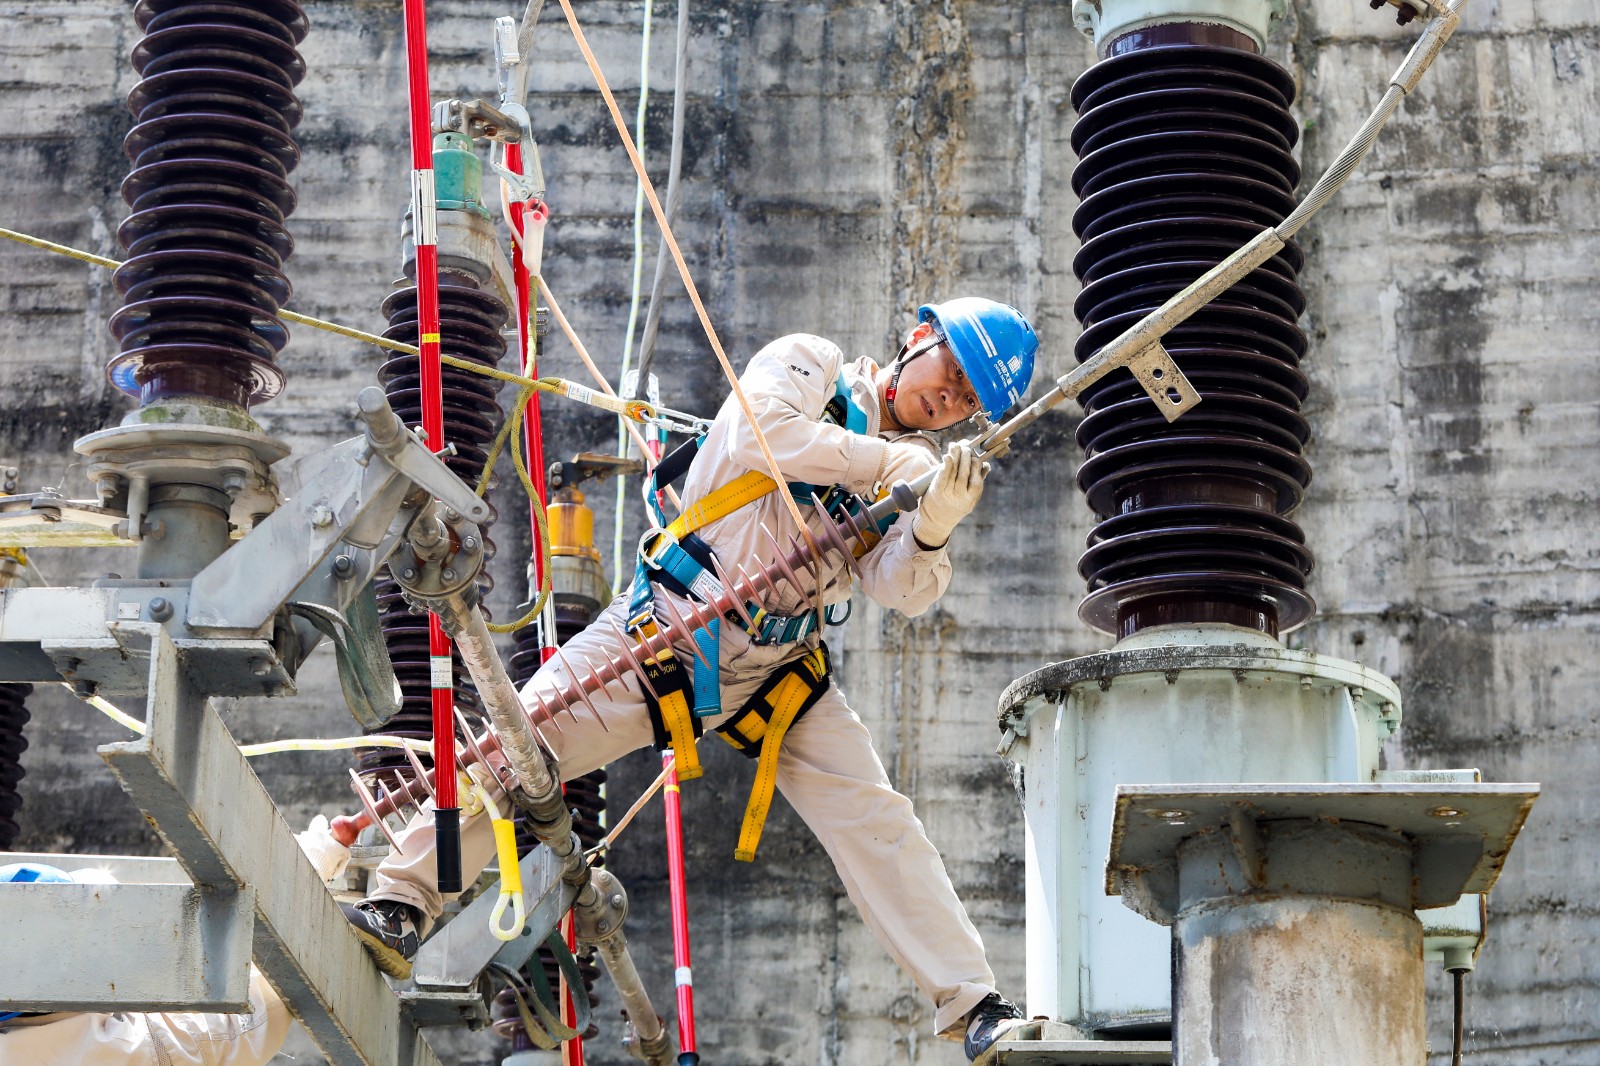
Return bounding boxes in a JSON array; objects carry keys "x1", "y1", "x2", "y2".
[
  {"x1": 911, "y1": 440, "x2": 987, "y2": 549},
  {"x1": 876, "y1": 438, "x2": 939, "y2": 498},
  {"x1": 295, "y1": 813, "x2": 352, "y2": 883}
]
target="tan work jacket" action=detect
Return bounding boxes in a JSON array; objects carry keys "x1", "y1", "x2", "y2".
[{"x1": 668, "y1": 334, "x2": 951, "y2": 678}]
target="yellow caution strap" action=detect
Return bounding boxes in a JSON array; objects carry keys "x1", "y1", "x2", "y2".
[{"x1": 715, "y1": 644, "x2": 831, "y2": 861}]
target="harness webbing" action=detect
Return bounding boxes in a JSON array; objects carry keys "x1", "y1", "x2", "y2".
[
  {"x1": 640, "y1": 630, "x2": 704, "y2": 780},
  {"x1": 627, "y1": 373, "x2": 866, "y2": 856},
  {"x1": 715, "y1": 643, "x2": 831, "y2": 861}
]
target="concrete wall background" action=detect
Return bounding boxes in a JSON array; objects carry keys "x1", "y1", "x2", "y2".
[{"x1": 0, "y1": 1, "x2": 1594, "y2": 1063}]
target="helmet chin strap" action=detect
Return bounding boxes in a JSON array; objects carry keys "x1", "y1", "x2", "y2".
[{"x1": 884, "y1": 333, "x2": 944, "y2": 429}]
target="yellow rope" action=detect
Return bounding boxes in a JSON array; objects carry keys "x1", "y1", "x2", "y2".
[
  {"x1": 0, "y1": 226, "x2": 119, "y2": 270},
  {"x1": 554, "y1": 0, "x2": 827, "y2": 612},
  {"x1": 0, "y1": 223, "x2": 561, "y2": 632},
  {"x1": 0, "y1": 226, "x2": 690, "y2": 431}
]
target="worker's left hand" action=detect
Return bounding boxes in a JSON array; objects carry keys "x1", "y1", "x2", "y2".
[{"x1": 912, "y1": 440, "x2": 987, "y2": 549}]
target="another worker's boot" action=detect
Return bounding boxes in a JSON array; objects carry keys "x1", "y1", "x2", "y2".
[
  {"x1": 964, "y1": 992, "x2": 1025, "y2": 1064},
  {"x1": 340, "y1": 899, "x2": 422, "y2": 979}
]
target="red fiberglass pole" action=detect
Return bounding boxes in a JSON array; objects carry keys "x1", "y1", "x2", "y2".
[
  {"x1": 506, "y1": 144, "x2": 551, "y2": 592},
  {"x1": 401, "y1": 0, "x2": 461, "y2": 893},
  {"x1": 663, "y1": 751, "x2": 699, "y2": 1061},
  {"x1": 506, "y1": 143, "x2": 582, "y2": 1063}
]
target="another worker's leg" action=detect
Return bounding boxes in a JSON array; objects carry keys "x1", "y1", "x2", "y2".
[
  {"x1": 775, "y1": 684, "x2": 996, "y2": 1037},
  {"x1": 369, "y1": 600, "x2": 655, "y2": 926}
]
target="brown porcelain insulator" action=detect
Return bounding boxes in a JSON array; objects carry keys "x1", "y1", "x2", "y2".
[
  {"x1": 1071, "y1": 44, "x2": 1316, "y2": 638},
  {"x1": 0, "y1": 684, "x2": 32, "y2": 849},
  {"x1": 109, "y1": 0, "x2": 308, "y2": 410},
  {"x1": 357, "y1": 275, "x2": 509, "y2": 780}
]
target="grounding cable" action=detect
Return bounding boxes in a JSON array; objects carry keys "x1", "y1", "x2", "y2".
[
  {"x1": 583, "y1": 755, "x2": 674, "y2": 864},
  {"x1": 612, "y1": 0, "x2": 657, "y2": 591},
  {"x1": 68, "y1": 682, "x2": 436, "y2": 758}
]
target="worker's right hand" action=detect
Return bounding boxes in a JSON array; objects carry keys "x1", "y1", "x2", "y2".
[
  {"x1": 911, "y1": 440, "x2": 987, "y2": 549},
  {"x1": 877, "y1": 438, "x2": 939, "y2": 497}
]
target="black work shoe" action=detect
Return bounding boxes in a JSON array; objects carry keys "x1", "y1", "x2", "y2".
[
  {"x1": 341, "y1": 900, "x2": 421, "y2": 979},
  {"x1": 964, "y1": 992, "x2": 1026, "y2": 1064}
]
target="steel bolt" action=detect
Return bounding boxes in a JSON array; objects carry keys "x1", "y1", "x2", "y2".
[
  {"x1": 400, "y1": 567, "x2": 417, "y2": 582},
  {"x1": 444, "y1": 508, "x2": 462, "y2": 523},
  {"x1": 148, "y1": 596, "x2": 173, "y2": 622},
  {"x1": 250, "y1": 658, "x2": 273, "y2": 678},
  {"x1": 310, "y1": 504, "x2": 334, "y2": 528},
  {"x1": 442, "y1": 567, "x2": 457, "y2": 582},
  {"x1": 72, "y1": 679, "x2": 98, "y2": 700},
  {"x1": 332, "y1": 555, "x2": 355, "y2": 578},
  {"x1": 462, "y1": 536, "x2": 479, "y2": 552}
]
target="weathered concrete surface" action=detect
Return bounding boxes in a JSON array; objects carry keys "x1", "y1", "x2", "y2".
[{"x1": 0, "y1": 0, "x2": 1594, "y2": 1063}]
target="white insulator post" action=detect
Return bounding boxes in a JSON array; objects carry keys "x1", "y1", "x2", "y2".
[{"x1": 996, "y1": 626, "x2": 1401, "y2": 1034}]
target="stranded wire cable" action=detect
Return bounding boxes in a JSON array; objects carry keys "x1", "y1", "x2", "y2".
[{"x1": 633, "y1": 0, "x2": 690, "y2": 398}]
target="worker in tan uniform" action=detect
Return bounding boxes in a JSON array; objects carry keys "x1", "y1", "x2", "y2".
[{"x1": 344, "y1": 297, "x2": 1039, "y2": 1063}]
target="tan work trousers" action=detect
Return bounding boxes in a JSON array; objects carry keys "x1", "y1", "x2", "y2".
[{"x1": 370, "y1": 598, "x2": 995, "y2": 1036}]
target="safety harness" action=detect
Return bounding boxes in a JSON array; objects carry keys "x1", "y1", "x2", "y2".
[{"x1": 626, "y1": 373, "x2": 889, "y2": 859}]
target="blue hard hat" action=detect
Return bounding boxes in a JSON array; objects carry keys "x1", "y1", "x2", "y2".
[
  {"x1": 0, "y1": 862, "x2": 73, "y2": 884},
  {"x1": 917, "y1": 298, "x2": 1038, "y2": 419}
]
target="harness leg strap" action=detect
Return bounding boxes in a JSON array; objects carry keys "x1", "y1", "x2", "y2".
[{"x1": 715, "y1": 644, "x2": 832, "y2": 862}]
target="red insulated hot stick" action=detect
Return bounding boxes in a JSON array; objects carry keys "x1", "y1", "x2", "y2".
[
  {"x1": 662, "y1": 751, "x2": 699, "y2": 1062},
  {"x1": 401, "y1": 0, "x2": 462, "y2": 894},
  {"x1": 509, "y1": 169, "x2": 577, "y2": 1058},
  {"x1": 560, "y1": 889, "x2": 586, "y2": 1066},
  {"x1": 506, "y1": 146, "x2": 550, "y2": 551}
]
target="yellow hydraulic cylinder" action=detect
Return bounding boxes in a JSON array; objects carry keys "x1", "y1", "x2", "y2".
[{"x1": 547, "y1": 487, "x2": 603, "y2": 563}]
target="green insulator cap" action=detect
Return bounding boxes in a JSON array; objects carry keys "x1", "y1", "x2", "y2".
[{"x1": 432, "y1": 131, "x2": 483, "y2": 209}]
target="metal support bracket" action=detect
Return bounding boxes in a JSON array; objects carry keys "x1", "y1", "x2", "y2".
[
  {"x1": 187, "y1": 388, "x2": 487, "y2": 634},
  {"x1": 1125, "y1": 342, "x2": 1200, "y2": 422},
  {"x1": 95, "y1": 623, "x2": 443, "y2": 1066},
  {"x1": 0, "y1": 874, "x2": 254, "y2": 1012},
  {"x1": 1106, "y1": 783, "x2": 1540, "y2": 926}
]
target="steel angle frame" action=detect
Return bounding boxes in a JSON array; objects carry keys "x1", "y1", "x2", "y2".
[
  {"x1": 0, "y1": 879, "x2": 253, "y2": 1011},
  {"x1": 96, "y1": 622, "x2": 442, "y2": 1066}
]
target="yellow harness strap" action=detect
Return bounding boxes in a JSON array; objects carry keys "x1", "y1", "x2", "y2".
[
  {"x1": 716, "y1": 645, "x2": 831, "y2": 861},
  {"x1": 638, "y1": 621, "x2": 703, "y2": 781},
  {"x1": 664, "y1": 469, "x2": 778, "y2": 541}
]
